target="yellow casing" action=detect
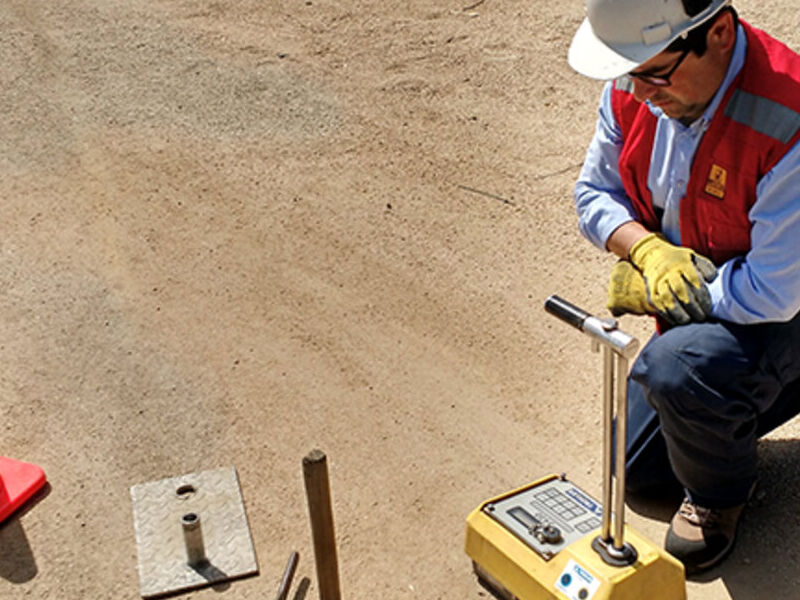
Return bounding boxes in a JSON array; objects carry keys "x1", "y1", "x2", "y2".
[{"x1": 465, "y1": 474, "x2": 686, "y2": 600}]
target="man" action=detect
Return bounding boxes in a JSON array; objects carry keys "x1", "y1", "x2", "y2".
[{"x1": 568, "y1": 0, "x2": 800, "y2": 574}]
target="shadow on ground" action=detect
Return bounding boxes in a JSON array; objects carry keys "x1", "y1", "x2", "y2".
[
  {"x1": 624, "y1": 437, "x2": 800, "y2": 597},
  {"x1": 704, "y1": 438, "x2": 800, "y2": 597},
  {"x1": 625, "y1": 438, "x2": 798, "y2": 598},
  {"x1": 0, "y1": 483, "x2": 51, "y2": 584}
]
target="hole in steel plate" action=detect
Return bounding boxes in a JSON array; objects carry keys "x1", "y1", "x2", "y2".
[{"x1": 176, "y1": 484, "x2": 196, "y2": 498}]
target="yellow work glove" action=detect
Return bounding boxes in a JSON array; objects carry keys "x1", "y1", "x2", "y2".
[
  {"x1": 628, "y1": 233, "x2": 717, "y2": 325},
  {"x1": 606, "y1": 259, "x2": 657, "y2": 317}
]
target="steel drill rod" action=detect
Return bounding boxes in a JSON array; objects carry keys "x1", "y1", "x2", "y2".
[
  {"x1": 303, "y1": 450, "x2": 342, "y2": 600},
  {"x1": 275, "y1": 551, "x2": 300, "y2": 600}
]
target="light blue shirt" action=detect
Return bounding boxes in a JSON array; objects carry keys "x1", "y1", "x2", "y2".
[{"x1": 575, "y1": 25, "x2": 800, "y2": 324}]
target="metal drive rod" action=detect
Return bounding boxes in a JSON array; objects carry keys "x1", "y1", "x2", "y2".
[
  {"x1": 275, "y1": 551, "x2": 300, "y2": 600},
  {"x1": 181, "y1": 512, "x2": 207, "y2": 567}
]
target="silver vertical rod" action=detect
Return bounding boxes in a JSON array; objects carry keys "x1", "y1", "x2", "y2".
[
  {"x1": 181, "y1": 512, "x2": 207, "y2": 566},
  {"x1": 601, "y1": 345, "x2": 614, "y2": 542},
  {"x1": 613, "y1": 355, "x2": 630, "y2": 550}
]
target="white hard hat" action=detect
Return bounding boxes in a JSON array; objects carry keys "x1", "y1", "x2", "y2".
[{"x1": 568, "y1": 0, "x2": 732, "y2": 80}]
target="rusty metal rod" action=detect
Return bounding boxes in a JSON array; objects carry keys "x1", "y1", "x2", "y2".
[{"x1": 302, "y1": 450, "x2": 342, "y2": 600}]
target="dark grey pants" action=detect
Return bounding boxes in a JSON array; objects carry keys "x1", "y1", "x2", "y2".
[{"x1": 623, "y1": 311, "x2": 800, "y2": 508}]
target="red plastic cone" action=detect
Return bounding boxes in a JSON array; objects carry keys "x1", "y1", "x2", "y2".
[{"x1": 0, "y1": 456, "x2": 46, "y2": 524}]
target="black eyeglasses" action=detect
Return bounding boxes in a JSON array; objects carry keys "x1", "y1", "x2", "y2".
[{"x1": 628, "y1": 48, "x2": 691, "y2": 87}]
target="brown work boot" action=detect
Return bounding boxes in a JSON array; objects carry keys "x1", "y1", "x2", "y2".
[{"x1": 665, "y1": 497, "x2": 745, "y2": 575}]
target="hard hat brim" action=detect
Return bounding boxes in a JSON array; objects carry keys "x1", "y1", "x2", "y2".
[{"x1": 568, "y1": 18, "x2": 656, "y2": 81}]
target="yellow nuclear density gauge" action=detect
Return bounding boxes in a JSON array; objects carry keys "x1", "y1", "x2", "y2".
[
  {"x1": 465, "y1": 296, "x2": 685, "y2": 600},
  {"x1": 465, "y1": 473, "x2": 685, "y2": 600}
]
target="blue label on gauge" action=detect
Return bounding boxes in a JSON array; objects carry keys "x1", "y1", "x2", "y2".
[{"x1": 565, "y1": 488, "x2": 603, "y2": 517}]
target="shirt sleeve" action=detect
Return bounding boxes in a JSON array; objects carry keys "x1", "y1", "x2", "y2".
[
  {"x1": 574, "y1": 82, "x2": 639, "y2": 250},
  {"x1": 708, "y1": 138, "x2": 800, "y2": 323}
]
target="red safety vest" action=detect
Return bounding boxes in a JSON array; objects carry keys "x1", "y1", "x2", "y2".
[{"x1": 611, "y1": 21, "x2": 800, "y2": 265}]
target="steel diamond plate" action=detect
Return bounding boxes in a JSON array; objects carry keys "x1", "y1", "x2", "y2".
[{"x1": 130, "y1": 466, "x2": 259, "y2": 598}]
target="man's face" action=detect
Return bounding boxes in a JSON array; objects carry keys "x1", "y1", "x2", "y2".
[
  {"x1": 629, "y1": 49, "x2": 718, "y2": 123},
  {"x1": 627, "y1": 12, "x2": 735, "y2": 124}
]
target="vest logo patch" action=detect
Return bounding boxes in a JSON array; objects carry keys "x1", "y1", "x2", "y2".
[{"x1": 705, "y1": 164, "x2": 727, "y2": 199}]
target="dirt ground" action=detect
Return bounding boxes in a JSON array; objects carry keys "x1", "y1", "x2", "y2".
[{"x1": 2, "y1": 1, "x2": 800, "y2": 599}]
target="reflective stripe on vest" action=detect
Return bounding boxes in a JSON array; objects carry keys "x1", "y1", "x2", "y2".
[{"x1": 724, "y1": 89, "x2": 800, "y2": 144}]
